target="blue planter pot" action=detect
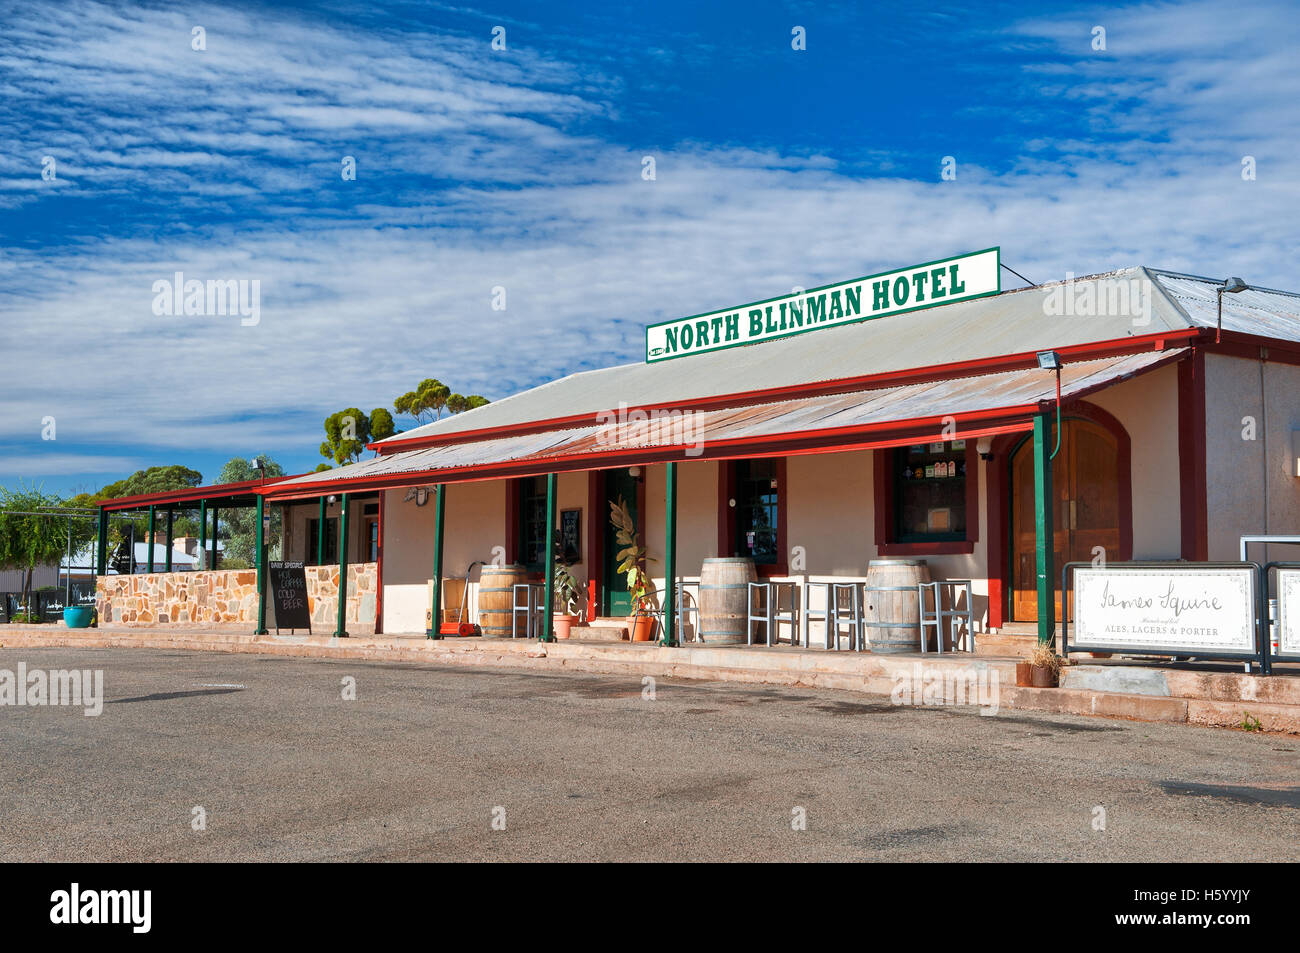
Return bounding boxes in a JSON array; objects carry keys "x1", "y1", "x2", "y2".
[{"x1": 63, "y1": 606, "x2": 94, "y2": 628}]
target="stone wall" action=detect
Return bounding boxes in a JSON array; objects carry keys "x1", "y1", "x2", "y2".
[
  {"x1": 96, "y1": 563, "x2": 378, "y2": 632},
  {"x1": 303, "y1": 564, "x2": 377, "y2": 633}
]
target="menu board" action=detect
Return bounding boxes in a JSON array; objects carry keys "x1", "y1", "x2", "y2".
[{"x1": 269, "y1": 561, "x2": 311, "y2": 633}]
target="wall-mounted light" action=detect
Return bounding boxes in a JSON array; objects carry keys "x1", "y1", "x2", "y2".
[
  {"x1": 628, "y1": 466, "x2": 642, "y2": 478},
  {"x1": 328, "y1": 495, "x2": 337, "y2": 504},
  {"x1": 1036, "y1": 351, "x2": 1063, "y2": 460}
]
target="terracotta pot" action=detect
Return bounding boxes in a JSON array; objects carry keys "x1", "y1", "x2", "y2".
[
  {"x1": 1015, "y1": 662, "x2": 1033, "y2": 687},
  {"x1": 1029, "y1": 664, "x2": 1059, "y2": 688},
  {"x1": 553, "y1": 614, "x2": 579, "y2": 640},
  {"x1": 629, "y1": 614, "x2": 656, "y2": 642}
]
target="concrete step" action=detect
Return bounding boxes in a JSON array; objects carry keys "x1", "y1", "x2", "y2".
[
  {"x1": 567, "y1": 623, "x2": 627, "y2": 642},
  {"x1": 976, "y1": 632, "x2": 1037, "y2": 657}
]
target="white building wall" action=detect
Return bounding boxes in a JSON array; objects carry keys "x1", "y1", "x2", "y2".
[
  {"x1": 1088, "y1": 360, "x2": 1182, "y2": 559},
  {"x1": 1204, "y1": 354, "x2": 1300, "y2": 563}
]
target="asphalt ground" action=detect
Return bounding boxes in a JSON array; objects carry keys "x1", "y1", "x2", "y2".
[{"x1": 1, "y1": 646, "x2": 1297, "y2": 862}]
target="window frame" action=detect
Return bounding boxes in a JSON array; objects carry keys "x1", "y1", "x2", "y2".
[
  {"x1": 718, "y1": 457, "x2": 788, "y2": 576},
  {"x1": 873, "y1": 442, "x2": 979, "y2": 556}
]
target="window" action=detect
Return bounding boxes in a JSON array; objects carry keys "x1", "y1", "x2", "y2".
[
  {"x1": 366, "y1": 519, "x2": 379, "y2": 562},
  {"x1": 731, "y1": 459, "x2": 782, "y2": 568},
  {"x1": 892, "y1": 443, "x2": 968, "y2": 542},
  {"x1": 516, "y1": 476, "x2": 549, "y2": 571},
  {"x1": 875, "y1": 440, "x2": 978, "y2": 555},
  {"x1": 307, "y1": 517, "x2": 338, "y2": 565}
]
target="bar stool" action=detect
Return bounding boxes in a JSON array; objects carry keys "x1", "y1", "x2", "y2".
[
  {"x1": 642, "y1": 584, "x2": 701, "y2": 643},
  {"x1": 747, "y1": 581, "x2": 800, "y2": 646},
  {"x1": 511, "y1": 583, "x2": 545, "y2": 638},
  {"x1": 918, "y1": 580, "x2": 975, "y2": 653},
  {"x1": 804, "y1": 581, "x2": 863, "y2": 650}
]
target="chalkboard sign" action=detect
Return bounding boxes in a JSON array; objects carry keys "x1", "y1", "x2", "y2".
[{"x1": 269, "y1": 561, "x2": 311, "y2": 633}]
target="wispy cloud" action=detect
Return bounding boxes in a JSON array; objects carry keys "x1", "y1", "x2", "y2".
[{"x1": 1, "y1": 0, "x2": 1297, "y2": 487}]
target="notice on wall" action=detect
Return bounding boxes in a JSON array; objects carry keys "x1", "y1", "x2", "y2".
[
  {"x1": 269, "y1": 561, "x2": 311, "y2": 633},
  {"x1": 1072, "y1": 566, "x2": 1256, "y2": 656},
  {"x1": 1277, "y1": 568, "x2": 1300, "y2": 658}
]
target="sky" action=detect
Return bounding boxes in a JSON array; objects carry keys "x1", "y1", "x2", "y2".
[{"x1": 2, "y1": 0, "x2": 1298, "y2": 495}]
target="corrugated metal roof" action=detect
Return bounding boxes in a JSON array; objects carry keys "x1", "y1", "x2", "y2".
[
  {"x1": 382, "y1": 266, "x2": 1199, "y2": 445},
  {"x1": 1148, "y1": 270, "x2": 1300, "y2": 343},
  {"x1": 273, "y1": 349, "x2": 1182, "y2": 495},
  {"x1": 381, "y1": 267, "x2": 1299, "y2": 448}
]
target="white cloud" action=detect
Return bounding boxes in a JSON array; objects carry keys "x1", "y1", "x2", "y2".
[{"x1": 1, "y1": 0, "x2": 1298, "y2": 485}]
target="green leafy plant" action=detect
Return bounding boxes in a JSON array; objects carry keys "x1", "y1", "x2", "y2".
[
  {"x1": 1240, "y1": 713, "x2": 1263, "y2": 732},
  {"x1": 609, "y1": 496, "x2": 657, "y2": 613},
  {"x1": 553, "y1": 561, "x2": 584, "y2": 617}
]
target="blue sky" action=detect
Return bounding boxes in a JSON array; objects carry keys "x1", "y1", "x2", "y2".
[{"x1": 2, "y1": 0, "x2": 1297, "y2": 495}]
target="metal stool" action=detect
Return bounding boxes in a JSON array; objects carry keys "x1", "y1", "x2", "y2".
[
  {"x1": 642, "y1": 584, "x2": 701, "y2": 643},
  {"x1": 918, "y1": 580, "x2": 975, "y2": 653},
  {"x1": 511, "y1": 583, "x2": 545, "y2": 638},
  {"x1": 747, "y1": 581, "x2": 800, "y2": 646},
  {"x1": 804, "y1": 581, "x2": 863, "y2": 650}
]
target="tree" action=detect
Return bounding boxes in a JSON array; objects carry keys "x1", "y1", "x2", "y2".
[
  {"x1": 213, "y1": 456, "x2": 285, "y2": 569},
  {"x1": 0, "y1": 485, "x2": 95, "y2": 616},
  {"x1": 394, "y1": 378, "x2": 451, "y2": 424},
  {"x1": 98, "y1": 465, "x2": 202, "y2": 500},
  {"x1": 370, "y1": 407, "x2": 396, "y2": 442},
  {"x1": 320, "y1": 408, "x2": 371, "y2": 465},
  {"x1": 66, "y1": 465, "x2": 205, "y2": 555},
  {"x1": 395, "y1": 379, "x2": 489, "y2": 425},
  {"x1": 446, "y1": 393, "x2": 490, "y2": 415}
]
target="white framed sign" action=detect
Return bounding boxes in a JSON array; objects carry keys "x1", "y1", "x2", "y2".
[
  {"x1": 1072, "y1": 566, "x2": 1257, "y2": 656},
  {"x1": 644, "y1": 248, "x2": 1000, "y2": 363},
  {"x1": 1277, "y1": 568, "x2": 1300, "y2": 658}
]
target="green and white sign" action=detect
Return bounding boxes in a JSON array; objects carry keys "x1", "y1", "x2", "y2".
[{"x1": 645, "y1": 247, "x2": 1000, "y2": 363}]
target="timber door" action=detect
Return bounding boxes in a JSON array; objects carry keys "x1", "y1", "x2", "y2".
[
  {"x1": 602, "y1": 469, "x2": 638, "y2": 617},
  {"x1": 1011, "y1": 418, "x2": 1121, "y2": 622}
]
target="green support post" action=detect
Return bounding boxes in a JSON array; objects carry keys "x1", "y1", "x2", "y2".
[
  {"x1": 541, "y1": 473, "x2": 557, "y2": 642},
  {"x1": 317, "y1": 496, "x2": 326, "y2": 566},
  {"x1": 428, "y1": 485, "x2": 445, "y2": 639},
  {"x1": 164, "y1": 507, "x2": 174, "y2": 572},
  {"x1": 1033, "y1": 412, "x2": 1056, "y2": 647},
  {"x1": 335, "y1": 493, "x2": 350, "y2": 638},
  {"x1": 95, "y1": 506, "x2": 108, "y2": 577},
  {"x1": 254, "y1": 495, "x2": 268, "y2": 635},
  {"x1": 146, "y1": 505, "x2": 156, "y2": 573},
  {"x1": 210, "y1": 505, "x2": 219, "y2": 570},
  {"x1": 198, "y1": 500, "x2": 207, "y2": 569},
  {"x1": 662, "y1": 462, "x2": 678, "y2": 646}
]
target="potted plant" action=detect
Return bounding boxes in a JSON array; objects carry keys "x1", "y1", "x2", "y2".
[
  {"x1": 610, "y1": 496, "x2": 658, "y2": 641},
  {"x1": 1016, "y1": 644, "x2": 1063, "y2": 688},
  {"x1": 552, "y1": 561, "x2": 584, "y2": 639}
]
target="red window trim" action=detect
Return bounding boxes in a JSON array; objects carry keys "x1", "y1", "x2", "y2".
[
  {"x1": 718, "y1": 457, "x2": 788, "y2": 576},
  {"x1": 873, "y1": 442, "x2": 980, "y2": 557}
]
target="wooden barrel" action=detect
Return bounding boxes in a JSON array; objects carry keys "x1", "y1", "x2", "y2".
[
  {"x1": 698, "y1": 557, "x2": 756, "y2": 644},
  {"x1": 477, "y1": 564, "x2": 527, "y2": 638},
  {"x1": 862, "y1": 558, "x2": 931, "y2": 653}
]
